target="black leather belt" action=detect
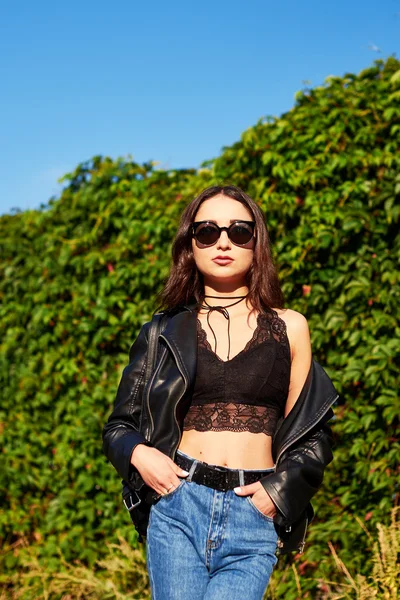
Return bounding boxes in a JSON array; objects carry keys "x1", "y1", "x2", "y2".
[{"x1": 175, "y1": 453, "x2": 273, "y2": 492}]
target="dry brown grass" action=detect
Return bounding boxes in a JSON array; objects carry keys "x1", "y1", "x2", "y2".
[
  {"x1": 0, "y1": 535, "x2": 150, "y2": 600},
  {"x1": 319, "y1": 506, "x2": 399, "y2": 599}
]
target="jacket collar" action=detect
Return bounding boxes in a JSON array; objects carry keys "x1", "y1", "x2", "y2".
[{"x1": 160, "y1": 303, "x2": 198, "y2": 385}]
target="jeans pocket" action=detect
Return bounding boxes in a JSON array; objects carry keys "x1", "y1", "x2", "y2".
[
  {"x1": 246, "y1": 496, "x2": 275, "y2": 523},
  {"x1": 159, "y1": 477, "x2": 187, "y2": 500}
]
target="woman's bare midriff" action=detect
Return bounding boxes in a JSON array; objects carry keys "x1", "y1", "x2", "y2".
[{"x1": 177, "y1": 429, "x2": 275, "y2": 469}]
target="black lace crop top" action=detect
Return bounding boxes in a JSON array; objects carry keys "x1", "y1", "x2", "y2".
[{"x1": 182, "y1": 310, "x2": 291, "y2": 436}]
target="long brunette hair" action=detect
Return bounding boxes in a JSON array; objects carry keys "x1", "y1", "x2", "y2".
[{"x1": 154, "y1": 185, "x2": 285, "y2": 315}]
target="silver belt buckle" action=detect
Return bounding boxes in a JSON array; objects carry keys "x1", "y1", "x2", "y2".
[{"x1": 123, "y1": 490, "x2": 141, "y2": 511}]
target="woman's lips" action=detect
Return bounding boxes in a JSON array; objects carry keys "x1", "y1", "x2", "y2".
[{"x1": 212, "y1": 258, "x2": 234, "y2": 265}]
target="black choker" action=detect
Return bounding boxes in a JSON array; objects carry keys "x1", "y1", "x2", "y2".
[{"x1": 197, "y1": 294, "x2": 248, "y2": 360}]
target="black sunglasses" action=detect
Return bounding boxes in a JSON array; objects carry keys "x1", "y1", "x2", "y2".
[{"x1": 191, "y1": 220, "x2": 256, "y2": 247}]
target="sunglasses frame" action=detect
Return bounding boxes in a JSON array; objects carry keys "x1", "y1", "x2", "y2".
[{"x1": 191, "y1": 220, "x2": 256, "y2": 247}]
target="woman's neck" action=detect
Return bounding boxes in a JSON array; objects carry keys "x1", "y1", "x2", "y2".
[{"x1": 202, "y1": 285, "x2": 250, "y2": 307}]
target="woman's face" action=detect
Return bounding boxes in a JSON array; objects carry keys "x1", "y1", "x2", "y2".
[{"x1": 191, "y1": 194, "x2": 256, "y2": 287}]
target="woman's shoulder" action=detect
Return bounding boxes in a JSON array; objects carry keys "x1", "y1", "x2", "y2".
[
  {"x1": 271, "y1": 307, "x2": 311, "y2": 360},
  {"x1": 271, "y1": 307, "x2": 309, "y2": 327}
]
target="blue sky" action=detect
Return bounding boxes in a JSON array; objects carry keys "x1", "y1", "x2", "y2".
[{"x1": 1, "y1": 0, "x2": 398, "y2": 215}]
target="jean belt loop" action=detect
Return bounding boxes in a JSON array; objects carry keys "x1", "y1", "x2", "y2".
[
  {"x1": 187, "y1": 459, "x2": 198, "y2": 482},
  {"x1": 239, "y1": 470, "x2": 245, "y2": 487}
]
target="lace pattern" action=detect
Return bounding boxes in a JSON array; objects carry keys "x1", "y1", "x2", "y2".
[
  {"x1": 182, "y1": 402, "x2": 280, "y2": 436},
  {"x1": 182, "y1": 308, "x2": 291, "y2": 437},
  {"x1": 196, "y1": 309, "x2": 289, "y2": 362}
]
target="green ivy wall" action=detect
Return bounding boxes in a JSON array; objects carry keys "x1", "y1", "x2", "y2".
[{"x1": 0, "y1": 57, "x2": 399, "y2": 599}]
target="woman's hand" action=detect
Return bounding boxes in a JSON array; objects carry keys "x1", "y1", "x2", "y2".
[
  {"x1": 233, "y1": 481, "x2": 277, "y2": 519},
  {"x1": 130, "y1": 444, "x2": 189, "y2": 496}
]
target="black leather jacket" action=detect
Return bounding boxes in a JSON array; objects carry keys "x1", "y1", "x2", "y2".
[{"x1": 102, "y1": 303, "x2": 339, "y2": 550}]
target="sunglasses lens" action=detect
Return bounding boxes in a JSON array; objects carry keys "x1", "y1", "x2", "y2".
[
  {"x1": 193, "y1": 221, "x2": 255, "y2": 246},
  {"x1": 194, "y1": 223, "x2": 220, "y2": 246},
  {"x1": 229, "y1": 223, "x2": 254, "y2": 245}
]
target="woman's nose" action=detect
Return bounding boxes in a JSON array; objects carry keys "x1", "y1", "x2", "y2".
[{"x1": 216, "y1": 230, "x2": 231, "y2": 249}]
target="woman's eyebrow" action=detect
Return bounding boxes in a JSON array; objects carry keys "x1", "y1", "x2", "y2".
[{"x1": 201, "y1": 219, "x2": 246, "y2": 224}]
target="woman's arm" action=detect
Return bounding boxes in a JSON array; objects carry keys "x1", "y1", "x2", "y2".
[
  {"x1": 260, "y1": 418, "x2": 334, "y2": 524},
  {"x1": 102, "y1": 322, "x2": 152, "y2": 483},
  {"x1": 284, "y1": 310, "x2": 312, "y2": 417},
  {"x1": 260, "y1": 311, "x2": 334, "y2": 523},
  {"x1": 102, "y1": 320, "x2": 190, "y2": 495},
  {"x1": 235, "y1": 311, "x2": 334, "y2": 521}
]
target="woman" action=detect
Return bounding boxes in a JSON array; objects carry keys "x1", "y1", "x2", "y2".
[{"x1": 102, "y1": 185, "x2": 339, "y2": 599}]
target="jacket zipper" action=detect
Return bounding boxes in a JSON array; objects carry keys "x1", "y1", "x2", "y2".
[
  {"x1": 159, "y1": 333, "x2": 188, "y2": 457},
  {"x1": 144, "y1": 346, "x2": 168, "y2": 441},
  {"x1": 274, "y1": 394, "x2": 339, "y2": 467},
  {"x1": 298, "y1": 516, "x2": 309, "y2": 554}
]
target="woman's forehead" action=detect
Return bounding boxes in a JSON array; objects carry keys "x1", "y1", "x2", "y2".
[{"x1": 195, "y1": 195, "x2": 252, "y2": 221}]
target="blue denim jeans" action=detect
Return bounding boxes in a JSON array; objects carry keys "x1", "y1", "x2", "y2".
[{"x1": 146, "y1": 450, "x2": 278, "y2": 599}]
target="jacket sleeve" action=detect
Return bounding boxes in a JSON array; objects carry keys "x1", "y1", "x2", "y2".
[
  {"x1": 260, "y1": 415, "x2": 334, "y2": 525},
  {"x1": 102, "y1": 321, "x2": 152, "y2": 484}
]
